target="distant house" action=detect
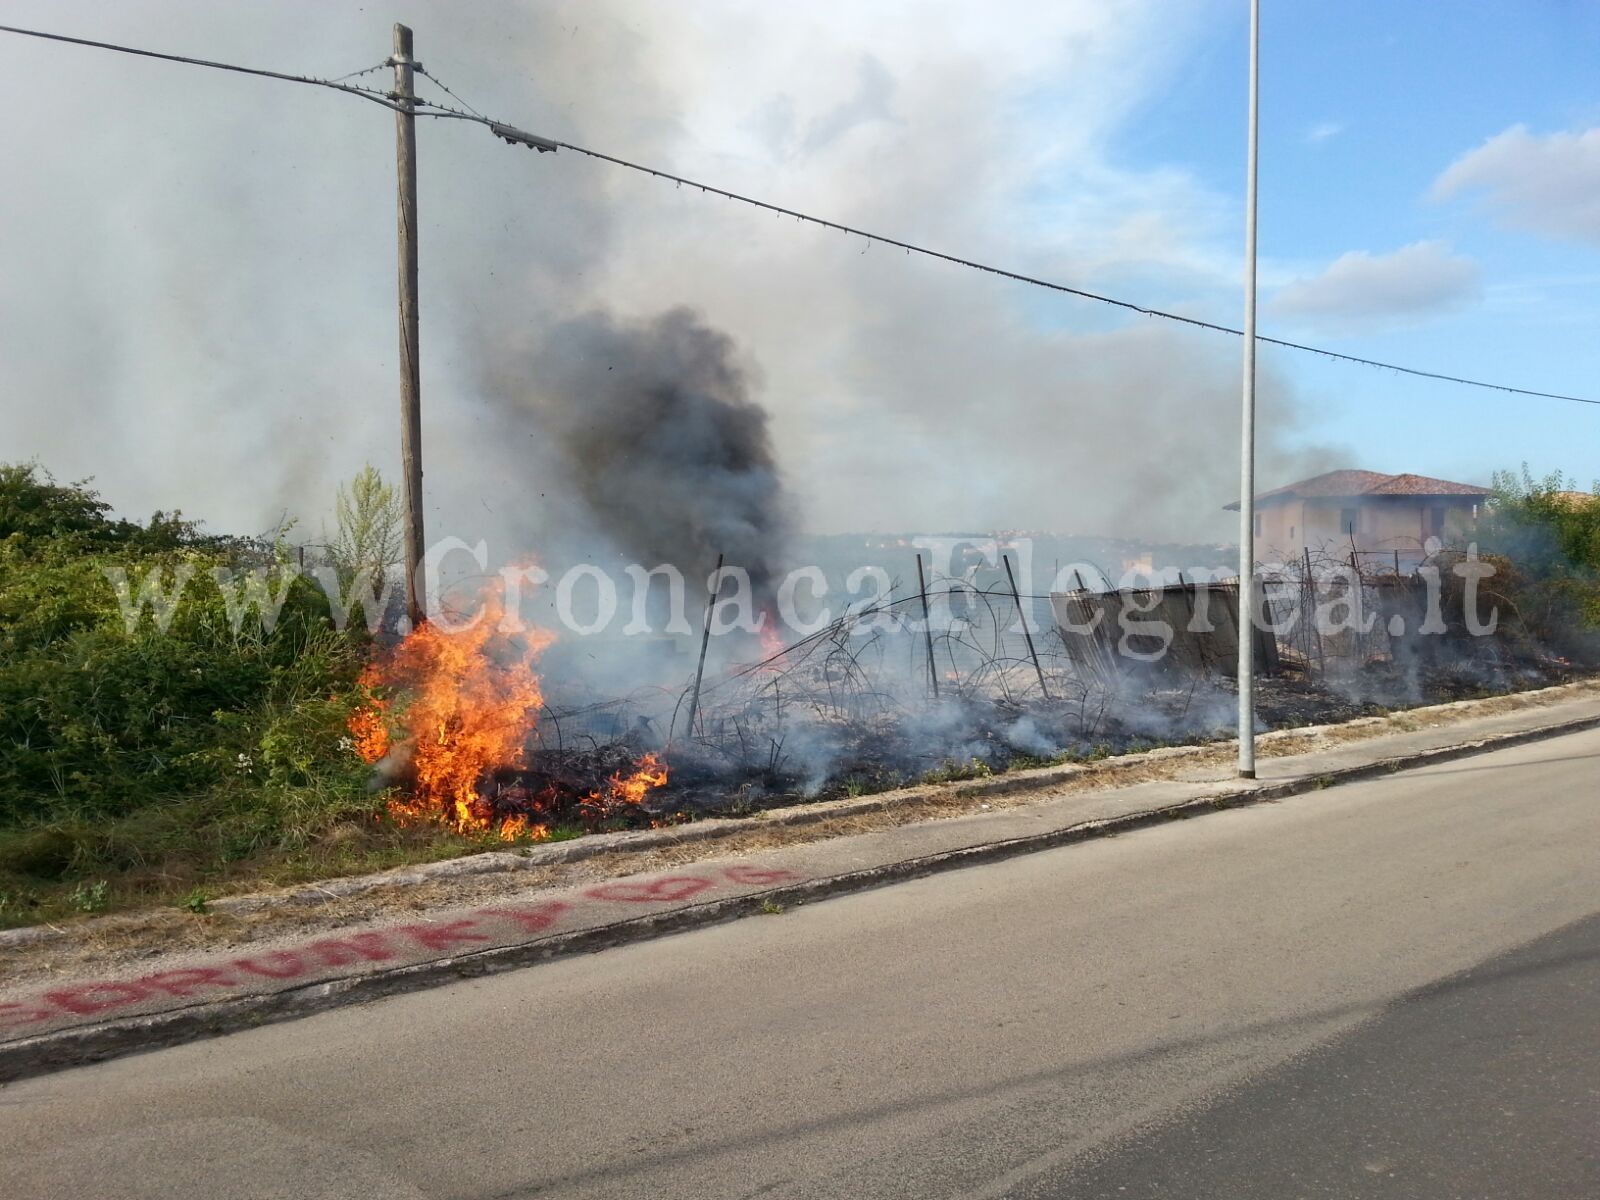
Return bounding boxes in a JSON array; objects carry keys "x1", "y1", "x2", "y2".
[{"x1": 1224, "y1": 470, "x2": 1492, "y2": 566}]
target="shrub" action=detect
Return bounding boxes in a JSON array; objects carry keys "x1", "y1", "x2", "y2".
[
  {"x1": 0, "y1": 463, "x2": 383, "y2": 913},
  {"x1": 1476, "y1": 466, "x2": 1600, "y2": 661}
]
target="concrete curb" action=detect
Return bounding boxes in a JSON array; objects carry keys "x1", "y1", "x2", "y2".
[
  {"x1": 4, "y1": 680, "x2": 1594, "y2": 953},
  {"x1": 4, "y1": 708, "x2": 1595, "y2": 1085}
]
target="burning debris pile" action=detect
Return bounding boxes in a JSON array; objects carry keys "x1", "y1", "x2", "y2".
[
  {"x1": 349, "y1": 591, "x2": 669, "y2": 841},
  {"x1": 346, "y1": 312, "x2": 1593, "y2": 834},
  {"x1": 342, "y1": 547, "x2": 1587, "y2": 839},
  {"x1": 651, "y1": 581, "x2": 1108, "y2": 801},
  {"x1": 651, "y1": 550, "x2": 1586, "y2": 808}
]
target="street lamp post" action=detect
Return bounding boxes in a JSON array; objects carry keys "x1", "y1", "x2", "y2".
[{"x1": 1237, "y1": 0, "x2": 1261, "y2": 779}]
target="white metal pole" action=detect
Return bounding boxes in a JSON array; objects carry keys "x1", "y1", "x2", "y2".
[{"x1": 1237, "y1": 0, "x2": 1260, "y2": 779}]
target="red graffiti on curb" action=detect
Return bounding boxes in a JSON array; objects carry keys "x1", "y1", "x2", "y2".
[
  {"x1": 584, "y1": 876, "x2": 717, "y2": 904},
  {"x1": 395, "y1": 918, "x2": 494, "y2": 952},
  {"x1": 0, "y1": 864, "x2": 807, "y2": 1032},
  {"x1": 43, "y1": 981, "x2": 152, "y2": 1016},
  {"x1": 481, "y1": 901, "x2": 573, "y2": 932},
  {"x1": 140, "y1": 968, "x2": 237, "y2": 998},
  {"x1": 0, "y1": 1001, "x2": 58, "y2": 1027}
]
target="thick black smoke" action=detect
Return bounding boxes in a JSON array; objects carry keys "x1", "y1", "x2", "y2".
[{"x1": 513, "y1": 307, "x2": 791, "y2": 590}]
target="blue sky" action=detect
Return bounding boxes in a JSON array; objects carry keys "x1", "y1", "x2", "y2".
[{"x1": 1117, "y1": 1, "x2": 1600, "y2": 488}]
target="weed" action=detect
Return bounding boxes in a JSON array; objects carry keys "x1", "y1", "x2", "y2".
[
  {"x1": 68, "y1": 878, "x2": 108, "y2": 914},
  {"x1": 920, "y1": 757, "x2": 995, "y2": 786},
  {"x1": 759, "y1": 898, "x2": 786, "y2": 915},
  {"x1": 181, "y1": 888, "x2": 210, "y2": 914}
]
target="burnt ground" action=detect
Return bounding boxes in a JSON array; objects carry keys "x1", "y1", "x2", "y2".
[
  {"x1": 6, "y1": 678, "x2": 1595, "y2": 992},
  {"x1": 559, "y1": 656, "x2": 1593, "y2": 823}
]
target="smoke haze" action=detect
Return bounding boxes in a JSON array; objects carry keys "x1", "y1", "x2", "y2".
[
  {"x1": 0, "y1": 0, "x2": 1343, "y2": 551},
  {"x1": 490, "y1": 307, "x2": 790, "y2": 589}
]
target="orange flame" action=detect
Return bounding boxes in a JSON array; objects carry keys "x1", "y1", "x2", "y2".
[
  {"x1": 583, "y1": 752, "x2": 669, "y2": 820},
  {"x1": 347, "y1": 703, "x2": 389, "y2": 764},
  {"x1": 351, "y1": 591, "x2": 555, "y2": 838},
  {"x1": 495, "y1": 815, "x2": 550, "y2": 843},
  {"x1": 754, "y1": 609, "x2": 786, "y2": 673}
]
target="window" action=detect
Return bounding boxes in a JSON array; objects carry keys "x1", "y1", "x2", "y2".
[
  {"x1": 1428, "y1": 506, "x2": 1447, "y2": 536},
  {"x1": 1340, "y1": 508, "x2": 1358, "y2": 536},
  {"x1": 1289, "y1": 525, "x2": 1296, "y2": 540},
  {"x1": 1253, "y1": 513, "x2": 1263, "y2": 538}
]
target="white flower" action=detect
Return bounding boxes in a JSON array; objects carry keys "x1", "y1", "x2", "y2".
[
  {"x1": 235, "y1": 752, "x2": 254, "y2": 774},
  {"x1": 337, "y1": 736, "x2": 354, "y2": 753}
]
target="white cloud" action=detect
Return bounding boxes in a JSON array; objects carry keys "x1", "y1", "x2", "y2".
[
  {"x1": 1432, "y1": 125, "x2": 1600, "y2": 245},
  {"x1": 1269, "y1": 241, "x2": 1480, "y2": 333},
  {"x1": 1304, "y1": 121, "x2": 1343, "y2": 145}
]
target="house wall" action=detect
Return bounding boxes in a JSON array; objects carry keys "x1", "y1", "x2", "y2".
[
  {"x1": 1255, "y1": 496, "x2": 1478, "y2": 567},
  {"x1": 1255, "y1": 499, "x2": 1304, "y2": 565}
]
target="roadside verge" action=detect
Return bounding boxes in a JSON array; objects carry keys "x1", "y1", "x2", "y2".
[{"x1": 3, "y1": 683, "x2": 1598, "y2": 1083}]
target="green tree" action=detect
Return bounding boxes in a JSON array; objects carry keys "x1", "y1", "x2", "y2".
[
  {"x1": 1484, "y1": 465, "x2": 1600, "y2": 572},
  {"x1": 1476, "y1": 464, "x2": 1600, "y2": 652},
  {"x1": 329, "y1": 465, "x2": 403, "y2": 585}
]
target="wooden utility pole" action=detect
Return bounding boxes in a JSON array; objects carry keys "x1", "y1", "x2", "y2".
[{"x1": 393, "y1": 24, "x2": 425, "y2": 630}]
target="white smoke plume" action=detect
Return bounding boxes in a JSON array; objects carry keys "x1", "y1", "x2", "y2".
[{"x1": 0, "y1": 0, "x2": 1341, "y2": 550}]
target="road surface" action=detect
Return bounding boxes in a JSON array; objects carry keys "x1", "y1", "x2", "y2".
[{"x1": 3, "y1": 727, "x2": 1598, "y2": 1199}]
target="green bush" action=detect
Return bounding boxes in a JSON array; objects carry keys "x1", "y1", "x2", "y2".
[
  {"x1": 0, "y1": 464, "x2": 384, "y2": 919},
  {"x1": 1477, "y1": 466, "x2": 1600, "y2": 659}
]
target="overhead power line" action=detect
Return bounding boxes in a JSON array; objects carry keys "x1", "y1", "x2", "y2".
[
  {"x1": 454, "y1": 115, "x2": 1600, "y2": 408},
  {"x1": 413, "y1": 64, "x2": 485, "y2": 119},
  {"x1": 2, "y1": 20, "x2": 1596, "y2": 409},
  {"x1": 0, "y1": 22, "x2": 409, "y2": 111},
  {"x1": 326, "y1": 59, "x2": 395, "y2": 85}
]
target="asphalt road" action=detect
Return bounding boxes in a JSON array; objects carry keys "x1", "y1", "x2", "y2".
[
  {"x1": 1024, "y1": 908, "x2": 1600, "y2": 1198},
  {"x1": 3, "y1": 728, "x2": 1598, "y2": 1200}
]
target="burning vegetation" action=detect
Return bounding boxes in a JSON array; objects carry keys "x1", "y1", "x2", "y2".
[
  {"x1": 347, "y1": 528, "x2": 1599, "y2": 841},
  {"x1": 3, "y1": 462, "x2": 1598, "y2": 929},
  {"x1": 349, "y1": 590, "x2": 669, "y2": 841}
]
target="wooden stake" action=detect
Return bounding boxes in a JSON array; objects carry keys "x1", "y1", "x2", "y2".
[
  {"x1": 1304, "y1": 545, "x2": 1325, "y2": 676},
  {"x1": 393, "y1": 24, "x2": 425, "y2": 630},
  {"x1": 1003, "y1": 552, "x2": 1050, "y2": 700},
  {"x1": 685, "y1": 553, "x2": 723, "y2": 738},
  {"x1": 916, "y1": 552, "x2": 939, "y2": 699}
]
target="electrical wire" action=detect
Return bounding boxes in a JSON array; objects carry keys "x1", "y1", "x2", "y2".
[
  {"x1": 482, "y1": 128, "x2": 1600, "y2": 407},
  {"x1": 376, "y1": 104, "x2": 1600, "y2": 408},
  {"x1": 326, "y1": 59, "x2": 394, "y2": 85},
  {"x1": 0, "y1": 22, "x2": 409, "y2": 112},
  {"x1": 413, "y1": 64, "x2": 485, "y2": 118},
  {"x1": 2, "y1": 20, "x2": 1596, "y2": 408}
]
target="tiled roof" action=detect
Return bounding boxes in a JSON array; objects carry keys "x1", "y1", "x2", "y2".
[{"x1": 1223, "y1": 470, "x2": 1491, "y2": 510}]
